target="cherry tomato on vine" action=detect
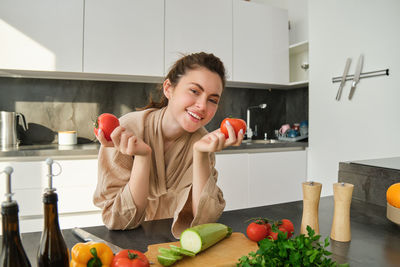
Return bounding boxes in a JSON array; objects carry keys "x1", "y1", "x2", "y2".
[{"x1": 246, "y1": 219, "x2": 271, "y2": 242}]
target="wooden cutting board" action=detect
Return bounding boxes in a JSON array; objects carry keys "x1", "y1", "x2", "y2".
[{"x1": 144, "y1": 232, "x2": 258, "y2": 267}]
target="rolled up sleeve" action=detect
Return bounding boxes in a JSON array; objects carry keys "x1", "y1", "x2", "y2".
[
  {"x1": 93, "y1": 146, "x2": 146, "y2": 230},
  {"x1": 171, "y1": 153, "x2": 226, "y2": 238}
]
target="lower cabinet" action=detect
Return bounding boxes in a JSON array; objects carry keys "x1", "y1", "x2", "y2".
[
  {"x1": 0, "y1": 149, "x2": 307, "y2": 232},
  {"x1": 0, "y1": 159, "x2": 102, "y2": 234},
  {"x1": 216, "y1": 150, "x2": 307, "y2": 211},
  {"x1": 215, "y1": 153, "x2": 248, "y2": 211}
]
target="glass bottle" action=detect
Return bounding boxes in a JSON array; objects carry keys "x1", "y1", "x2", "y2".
[
  {"x1": 0, "y1": 166, "x2": 31, "y2": 267},
  {"x1": 37, "y1": 158, "x2": 69, "y2": 267}
]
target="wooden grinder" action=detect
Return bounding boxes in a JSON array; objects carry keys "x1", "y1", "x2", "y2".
[
  {"x1": 330, "y1": 182, "x2": 354, "y2": 242},
  {"x1": 301, "y1": 181, "x2": 322, "y2": 235}
]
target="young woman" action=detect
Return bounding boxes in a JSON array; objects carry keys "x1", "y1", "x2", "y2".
[{"x1": 93, "y1": 52, "x2": 244, "y2": 238}]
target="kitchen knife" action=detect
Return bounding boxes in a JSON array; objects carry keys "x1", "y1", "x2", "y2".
[
  {"x1": 72, "y1": 227, "x2": 123, "y2": 254},
  {"x1": 335, "y1": 58, "x2": 351, "y2": 101},
  {"x1": 348, "y1": 54, "x2": 364, "y2": 100}
]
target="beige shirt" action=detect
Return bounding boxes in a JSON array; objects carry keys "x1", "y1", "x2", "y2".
[{"x1": 93, "y1": 107, "x2": 226, "y2": 238}]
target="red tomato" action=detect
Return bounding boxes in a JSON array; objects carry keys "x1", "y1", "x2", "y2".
[
  {"x1": 94, "y1": 113, "x2": 120, "y2": 141},
  {"x1": 112, "y1": 249, "x2": 150, "y2": 267},
  {"x1": 280, "y1": 219, "x2": 294, "y2": 238},
  {"x1": 246, "y1": 220, "x2": 271, "y2": 242},
  {"x1": 268, "y1": 231, "x2": 278, "y2": 241},
  {"x1": 268, "y1": 226, "x2": 288, "y2": 240},
  {"x1": 220, "y1": 118, "x2": 247, "y2": 139}
]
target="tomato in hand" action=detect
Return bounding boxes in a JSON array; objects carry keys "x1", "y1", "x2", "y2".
[
  {"x1": 279, "y1": 219, "x2": 294, "y2": 238},
  {"x1": 94, "y1": 113, "x2": 120, "y2": 141},
  {"x1": 220, "y1": 118, "x2": 246, "y2": 139},
  {"x1": 246, "y1": 220, "x2": 271, "y2": 242},
  {"x1": 112, "y1": 249, "x2": 150, "y2": 267}
]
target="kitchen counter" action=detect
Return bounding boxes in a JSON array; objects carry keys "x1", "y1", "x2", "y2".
[
  {"x1": 15, "y1": 197, "x2": 400, "y2": 267},
  {"x1": 339, "y1": 157, "x2": 400, "y2": 207},
  {"x1": 0, "y1": 140, "x2": 308, "y2": 161},
  {"x1": 350, "y1": 156, "x2": 400, "y2": 171}
]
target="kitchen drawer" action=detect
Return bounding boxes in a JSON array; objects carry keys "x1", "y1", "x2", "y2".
[
  {"x1": 52, "y1": 159, "x2": 98, "y2": 188},
  {"x1": 57, "y1": 185, "x2": 99, "y2": 214},
  {"x1": 13, "y1": 188, "x2": 43, "y2": 217},
  {"x1": 0, "y1": 161, "x2": 43, "y2": 189}
]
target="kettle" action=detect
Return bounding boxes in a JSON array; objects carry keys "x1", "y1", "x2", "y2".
[{"x1": 0, "y1": 111, "x2": 27, "y2": 149}]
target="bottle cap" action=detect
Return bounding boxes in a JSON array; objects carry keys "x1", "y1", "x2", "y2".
[
  {"x1": 2, "y1": 166, "x2": 14, "y2": 202},
  {"x1": 45, "y1": 158, "x2": 62, "y2": 193}
]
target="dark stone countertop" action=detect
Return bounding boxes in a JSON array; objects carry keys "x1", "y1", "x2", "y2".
[
  {"x1": 0, "y1": 140, "x2": 308, "y2": 161},
  {"x1": 16, "y1": 196, "x2": 400, "y2": 267},
  {"x1": 339, "y1": 159, "x2": 400, "y2": 207}
]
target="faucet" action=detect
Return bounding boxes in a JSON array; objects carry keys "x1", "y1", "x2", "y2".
[{"x1": 246, "y1": 103, "x2": 267, "y2": 139}]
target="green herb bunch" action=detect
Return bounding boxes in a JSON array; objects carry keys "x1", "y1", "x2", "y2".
[{"x1": 237, "y1": 225, "x2": 349, "y2": 267}]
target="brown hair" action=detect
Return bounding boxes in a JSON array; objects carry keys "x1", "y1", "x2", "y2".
[{"x1": 139, "y1": 52, "x2": 226, "y2": 110}]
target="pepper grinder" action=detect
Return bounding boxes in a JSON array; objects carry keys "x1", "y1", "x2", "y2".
[
  {"x1": 300, "y1": 181, "x2": 322, "y2": 235},
  {"x1": 330, "y1": 182, "x2": 354, "y2": 242}
]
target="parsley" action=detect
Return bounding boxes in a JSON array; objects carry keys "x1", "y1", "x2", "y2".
[{"x1": 237, "y1": 225, "x2": 350, "y2": 267}]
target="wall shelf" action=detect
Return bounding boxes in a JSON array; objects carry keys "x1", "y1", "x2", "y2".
[
  {"x1": 289, "y1": 40, "x2": 309, "y2": 84},
  {"x1": 289, "y1": 40, "x2": 309, "y2": 55}
]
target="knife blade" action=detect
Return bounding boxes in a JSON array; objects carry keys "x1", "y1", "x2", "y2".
[
  {"x1": 335, "y1": 58, "x2": 352, "y2": 100},
  {"x1": 72, "y1": 227, "x2": 123, "y2": 255},
  {"x1": 348, "y1": 54, "x2": 364, "y2": 100}
]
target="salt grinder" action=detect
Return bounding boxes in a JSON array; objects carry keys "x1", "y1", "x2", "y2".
[
  {"x1": 300, "y1": 181, "x2": 322, "y2": 235},
  {"x1": 330, "y1": 182, "x2": 354, "y2": 242}
]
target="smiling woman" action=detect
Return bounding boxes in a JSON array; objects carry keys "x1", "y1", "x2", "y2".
[{"x1": 93, "y1": 52, "x2": 245, "y2": 238}]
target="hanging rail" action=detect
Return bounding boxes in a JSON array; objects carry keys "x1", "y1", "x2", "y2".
[{"x1": 332, "y1": 68, "x2": 389, "y2": 83}]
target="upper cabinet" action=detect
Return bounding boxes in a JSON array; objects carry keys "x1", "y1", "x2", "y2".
[
  {"x1": 165, "y1": 0, "x2": 233, "y2": 79},
  {"x1": 233, "y1": 0, "x2": 289, "y2": 84},
  {"x1": 0, "y1": 0, "x2": 292, "y2": 87},
  {"x1": 84, "y1": 0, "x2": 164, "y2": 76},
  {"x1": 0, "y1": 0, "x2": 83, "y2": 72}
]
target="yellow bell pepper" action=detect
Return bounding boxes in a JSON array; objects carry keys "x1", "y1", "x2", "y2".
[{"x1": 70, "y1": 241, "x2": 114, "y2": 267}]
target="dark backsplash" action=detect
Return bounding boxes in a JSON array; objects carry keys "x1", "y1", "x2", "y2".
[{"x1": 0, "y1": 77, "x2": 308, "y2": 144}]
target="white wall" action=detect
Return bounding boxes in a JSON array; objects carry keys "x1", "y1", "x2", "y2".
[{"x1": 308, "y1": 0, "x2": 400, "y2": 196}]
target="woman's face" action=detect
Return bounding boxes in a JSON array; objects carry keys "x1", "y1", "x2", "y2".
[{"x1": 164, "y1": 67, "x2": 223, "y2": 133}]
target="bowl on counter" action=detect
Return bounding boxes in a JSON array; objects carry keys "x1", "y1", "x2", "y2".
[{"x1": 387, "y1": 202, "x2": 400, "y2": 225}]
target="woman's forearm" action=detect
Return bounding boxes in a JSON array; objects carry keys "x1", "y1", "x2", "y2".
[
  {"x1": 128, "y1": 153, "x2": 152, "y2": 218},
  {"x1": 192, "y1": 149, "x2": 211, "y2": 216}
]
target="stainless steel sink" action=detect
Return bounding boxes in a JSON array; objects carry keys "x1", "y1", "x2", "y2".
[{"x1": 242, "y1": 139, "x2": 282, "y2": 145}]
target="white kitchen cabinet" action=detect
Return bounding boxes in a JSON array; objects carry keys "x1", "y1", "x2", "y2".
[
  {"x1": 215, "y1": 153, "x2": 248, "y2": 211},
  {"x1": 215, "y1": 149, "x2": 307, "y2": 211},
  {"x1": 248, "y1": 150, "x2": 307, "y2": 207},
  {"x1": 165, "y1": 0, "x2": 233, "y2": 79},
  {"x1": 84, "y1": 0, "x2": 164, "y2": 76},
  {"x1": 233, "y1": 0, "x2": 289, "y2": 84},
  {"x1": 0, "y1": 159, "x2": 102, "y2": 233},
  {"x1": 0, "y1": 0, "x2": 83, "y2": 72}
]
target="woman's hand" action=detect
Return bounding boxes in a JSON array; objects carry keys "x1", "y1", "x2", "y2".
[
  {"x1": 96, "y1": 126, "x2": 151, "y2": 156},
  {"x1": 194, "y1": 122, "x2": 244, "y2": 153}
]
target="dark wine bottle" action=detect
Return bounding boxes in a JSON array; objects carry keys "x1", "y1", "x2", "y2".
[
  {"x1": 0, "y1": 166, "x2": 31, "y2": 267},
  {"x1": 37, "y1": 158, "x2": 69, "y2": 267}
]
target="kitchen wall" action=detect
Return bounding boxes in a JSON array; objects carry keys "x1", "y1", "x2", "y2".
[
  {"x1": 308, "y1": 0, "x2": 400, "y2": 196},
  {"x1": 0, "y1": 77, "x2": 307, "y2": 144}
]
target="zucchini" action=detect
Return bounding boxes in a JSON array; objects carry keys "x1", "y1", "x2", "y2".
[
  {"x1": 169, "y1": 245, "x2": 195, "y2": 257},
  {"x1": 180, "y1": 223, "x2": 232, "y2": 254}
]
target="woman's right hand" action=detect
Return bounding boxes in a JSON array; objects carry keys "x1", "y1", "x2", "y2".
[{"x1": 96, "y1": 126, "x2": 151, "y2": 156}]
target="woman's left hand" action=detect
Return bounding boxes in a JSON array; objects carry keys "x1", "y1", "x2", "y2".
[{"x1": 194, "y1": 123, "x2": 244, "y2": 153}]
